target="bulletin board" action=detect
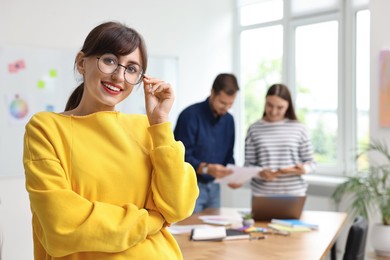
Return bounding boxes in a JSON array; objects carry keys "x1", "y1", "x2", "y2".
[{"x1": 0, "y1": 44, "x2": 178, "y2": 177}]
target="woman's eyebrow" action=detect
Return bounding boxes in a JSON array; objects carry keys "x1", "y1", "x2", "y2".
[{"x1": 122, "y1": 60, "x2": 141, "y2": 66}]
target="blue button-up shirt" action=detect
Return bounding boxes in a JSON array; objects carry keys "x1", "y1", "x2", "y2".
[{"x1": 174, "y1": 98, "x2": 235, "y2": 183}]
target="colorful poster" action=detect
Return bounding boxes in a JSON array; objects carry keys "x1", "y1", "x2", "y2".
[
  {"x1": 5, "y1": 93, "x2": 31, "y2": 126},
  {"x1": 380, "y1": 49, "x2": 390, "y2": 127}
]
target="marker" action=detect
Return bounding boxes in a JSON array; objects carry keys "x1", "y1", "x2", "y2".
[{"x1": 250, "y1": 235, "x2": 266, "y2": 241}]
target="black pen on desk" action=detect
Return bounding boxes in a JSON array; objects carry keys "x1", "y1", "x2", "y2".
[{"x1": 250, "y1": 235, "x2": 266, "y2": 241}]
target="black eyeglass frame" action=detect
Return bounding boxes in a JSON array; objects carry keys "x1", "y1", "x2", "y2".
[{"x1": 96, "y1": 55, "x2": 144, "y2": 85}]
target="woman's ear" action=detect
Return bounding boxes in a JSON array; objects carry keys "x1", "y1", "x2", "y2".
[{"x1": 75, "y1": 51, "x2": 86, "y2": 75}]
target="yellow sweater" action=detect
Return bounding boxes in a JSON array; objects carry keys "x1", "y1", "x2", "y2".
[{"x1": 23, "y1": 111, "x2": 199, "y2": 260}]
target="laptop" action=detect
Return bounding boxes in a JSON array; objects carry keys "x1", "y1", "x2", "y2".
[{"x1": 251, "y1": 195, "x2": 306, "y2": 221}]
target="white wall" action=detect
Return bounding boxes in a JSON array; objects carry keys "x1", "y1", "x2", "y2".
[{"x1": 0, "y1": 1, "x2": 234, "y2": 259}]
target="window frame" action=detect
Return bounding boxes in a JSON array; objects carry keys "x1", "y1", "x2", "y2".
[{"x1": 233, "y1": 0, "x2": 369, "y2": 177}]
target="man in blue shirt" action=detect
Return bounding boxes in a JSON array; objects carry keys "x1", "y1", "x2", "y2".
[{"x1": 174, "y1": 73, "x2": 241, "y2": 213}]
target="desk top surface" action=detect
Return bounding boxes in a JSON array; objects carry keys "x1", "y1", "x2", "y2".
[{"x1": 174, "y1": 208, "x2": 348, "y2": 260}]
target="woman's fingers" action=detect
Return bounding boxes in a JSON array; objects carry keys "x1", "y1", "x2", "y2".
[{"x1": 142, "y1": 75, "x2": 175, "y2": 125}]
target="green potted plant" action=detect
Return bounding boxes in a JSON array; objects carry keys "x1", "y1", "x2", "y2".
[
  {"x1": 242, "y1": 212, "x2": 255, "y2": 227},
  {"x1": 332, "y1": 140, "x2": 390, "y2": 256}
]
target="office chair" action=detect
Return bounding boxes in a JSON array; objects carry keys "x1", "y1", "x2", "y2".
[
  {"x1": 331, "y1": 216, "x2": 368, "y2": 260},
  {"x1": 342, "y1": 216, "x2": 368, "y2": 260}
]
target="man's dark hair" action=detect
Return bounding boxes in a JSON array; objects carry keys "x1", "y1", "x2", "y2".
[{"x1": 211, "y1": 73, "x2": 240, "y2": 96}]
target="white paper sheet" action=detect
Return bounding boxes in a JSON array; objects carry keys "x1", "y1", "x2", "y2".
[
  {"x1": 198, "y1": 215, "x2": 243, "y2": 226},
  {"x1": 167, "y1": 224, "x2": 212, "y2": 234},
  {"x1": 213, "y1": 164, "x2": 260, "y2": 184}
]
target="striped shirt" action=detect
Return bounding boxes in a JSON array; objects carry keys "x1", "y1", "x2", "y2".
[{"x1": 244, "y1": 119, "x2": 315, "y2": 195}]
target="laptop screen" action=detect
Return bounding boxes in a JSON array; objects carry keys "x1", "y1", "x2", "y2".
[{"x1": 251, "y1": 195, "x2": 306, "y2": 221}]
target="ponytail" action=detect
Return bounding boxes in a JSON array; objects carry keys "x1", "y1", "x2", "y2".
[{"x1": 64, "y1": 84, "x2": 84, "y2": 111}]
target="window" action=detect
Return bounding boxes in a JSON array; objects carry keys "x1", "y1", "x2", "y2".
[
  {"x1": 240, "y1": 25, "x2": 283, "y2": 131},
  {"x1": 290, "y1": 0, "x2": 339, "y2": 16},
  {"x1": 236, "y1": 0, "x2": 370, "y2": 176},
  {"x1": 355, "y1": 9, "x2": 371, "y2": 169},
  {"x1": 295, "y1": 20, "x2": 339, "y2": 165},
  {"x1": 239, "y1": 0, "x2": 283, "y2": 25}
]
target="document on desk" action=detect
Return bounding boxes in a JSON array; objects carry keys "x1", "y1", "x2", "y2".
[
  {"x1": 214, "y1": 164, "x2": 260, "y2": 184},
  {"x1": 198, "y1": 215, "x2": 243, "y2": 226},
  {"x1": 167, "y1": 224, "x2": 212, "y2": 234}
]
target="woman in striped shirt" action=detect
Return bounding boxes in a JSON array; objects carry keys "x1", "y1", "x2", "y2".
[{"x1": 244, "y1": 84, "x2": 315, "y2": 196}]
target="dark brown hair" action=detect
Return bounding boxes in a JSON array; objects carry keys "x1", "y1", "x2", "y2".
[
  {"x1": 263, "y1": 83, "x2": 297, "y2": 120},
  {"x1": 64, "y1": 21, "x2": 147, "y2": 111},
  {"x1": 212, "y1": 73, "x2": 240, "y2": 96}
]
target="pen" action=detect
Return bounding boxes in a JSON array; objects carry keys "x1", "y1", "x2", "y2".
[{"x1": 250, "y1": 235, "x2": 266, "y2": 241}]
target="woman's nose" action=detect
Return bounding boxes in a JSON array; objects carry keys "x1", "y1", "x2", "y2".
[{"x1": 111, "y1": 65, "x2": 126, "y2": 81}]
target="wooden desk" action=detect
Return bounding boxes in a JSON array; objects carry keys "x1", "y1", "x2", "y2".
[{"x1": 174, "y1": 208, "x2": 348, "y2": 260}]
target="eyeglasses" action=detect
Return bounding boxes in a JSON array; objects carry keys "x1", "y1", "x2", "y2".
[{"x1": 96, "y1": 54, "x2": 143, "y2": 85}]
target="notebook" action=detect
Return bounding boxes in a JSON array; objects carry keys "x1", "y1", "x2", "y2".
[{"x1": 251, "y1": 195, "x2": 306, "y2": 221}]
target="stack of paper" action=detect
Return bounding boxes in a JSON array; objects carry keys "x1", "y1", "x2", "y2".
[
  {"x1": 270, "y1": 219, "x2": 319, "y2": 230},
  {"x1": 268, "y1": 219, "x2": 318, "y2": 232},
  {"x1": 198, "y1": 215, "x2": 243, "y2": 226},
  {"x1": 191, "y1": 226, "x2": 227, "y2": 241},
  {"x1": 268, "y1": 223, "x2": 312, "y2": 232},
  {"x1": 190, "y1": 227, "x2": 251, "y2": 241},
  {"x1": 167, "y1": 224, "x2": 212, "y2": 235}
]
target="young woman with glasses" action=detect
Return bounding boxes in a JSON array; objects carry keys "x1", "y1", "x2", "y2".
[{"x1": 23, "y1": 21, "x2": 198, "y2": 260}]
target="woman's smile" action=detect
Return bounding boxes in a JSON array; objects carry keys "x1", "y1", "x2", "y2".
[{"x1": 102, "y1": 81, "x2": 123, "y2": 95}]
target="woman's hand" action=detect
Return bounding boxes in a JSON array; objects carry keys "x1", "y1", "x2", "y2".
[
  {"x1": 279, "y1": 163, "x2": 306, "y2": 175},
  {"x1": 143, "y1": 75, "x2": 175, "y2": 125},
  {"x1": 228, "y1": 182, "x2": 243, "y2": 189},
  {"x1": 259, "y1": 169, "x2": 279, "y2": 181}
]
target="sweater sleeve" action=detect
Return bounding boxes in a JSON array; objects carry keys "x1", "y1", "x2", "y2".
[
  {"x1": 298, "y1": 125, "x2": 316, "y2": 174},
  {"x1": 244, "y1": 126, "x2": 258, "y2": 167},
  {"x1": 23, "y1": 115, "x2": 165, "y2": 257},
  {"x1": 148, "y1": 122, "x2": 199, "y2": 223}
]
